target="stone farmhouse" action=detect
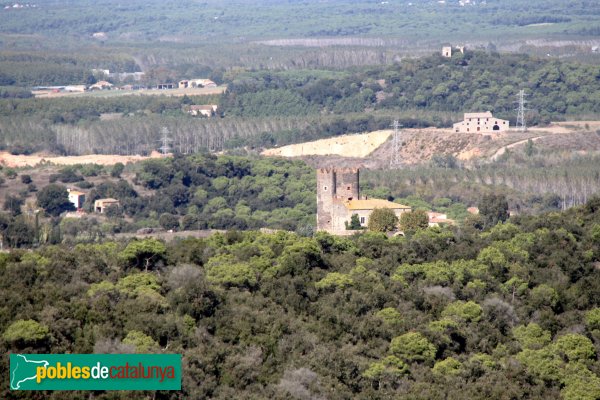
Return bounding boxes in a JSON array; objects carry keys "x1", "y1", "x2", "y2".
[
  {"x1": 188, "y1": 104, "x2": 218, "y2": 117},
  {"x1": 94, "y1": 198, "x2": 120, "y2": 213},
  {"x1": 453, "y1": 111, "x2": 509, "y2": 133},
  {"x1": 178, "y1": 79, "x2": 217, "y2": 89},
  {"x1": 317, "y1": 168, "x2": 411, "y2": 234}
]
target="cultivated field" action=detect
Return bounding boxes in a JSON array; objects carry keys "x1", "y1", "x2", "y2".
[{"x1": 32, "y1": 85, "x2": 227, "y2": 99}]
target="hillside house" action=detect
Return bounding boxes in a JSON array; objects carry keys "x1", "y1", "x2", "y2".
[
  {"x1": 317, "y1": 168, "x2": 411, "y2": 234},
  {"x1": 442, "y1": 45, "x2": 465, "y2": 58},
  {"x1": 89, "y1": 80, "x2": 113, "y2": 90},
  {"x1": 453, "y1": 112, "x2": 509, "y2": 133},
  {"x1": 67, "y1": 189, "x2": 85, "y2": 209},
  {"x1": 64, "y1": 85, "x2": 86, "y2": 93},
  {"x1": 178, "y1": 79, "x2": 217, "y2": 89},
  {"x1": 188, "y1": 105, "x2": 218, "y2": 117},
  {"x1": 94, "y1": 198, "x2": 120, "y2": 213},
  {"x1": 427, "y1": 212, "x2": 454, "y2": 227}
]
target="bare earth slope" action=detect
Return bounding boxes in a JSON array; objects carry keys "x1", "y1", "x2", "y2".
[
  {"x1": 0, "y1": 151, "x2": 167, "y2": 168},
  {"x1": 261, "y1": 130, "x2": 392, "y2": 158},
  {"x1": 262, "y1": 122, "x2": 600, "y2": 168}
]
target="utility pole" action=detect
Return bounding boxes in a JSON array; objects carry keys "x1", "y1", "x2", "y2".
[
  {"x1": 390, "y1": 120, "x2": 402, "y2": 168},
  {"x1": 158, "y1": 127, "x2": 172, "y2": 155},
  {"x1": 516, "y1": 90, "x2": 528, "y2": 132}
]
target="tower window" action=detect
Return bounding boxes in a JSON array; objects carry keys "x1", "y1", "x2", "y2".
[
  {"x1": 360, "y1": 217, "x2": 365, "y2": 224},
  {"x1": 323, "y1": 186, "x2": 328, "y2": 191},
  {"x1": 347, "y1": 185, "x2": 351, "y2": 190}
]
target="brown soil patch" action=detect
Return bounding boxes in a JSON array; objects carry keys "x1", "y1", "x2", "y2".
[{"x1": 0, "y1": 151, "x2": 167, "y2": 168}]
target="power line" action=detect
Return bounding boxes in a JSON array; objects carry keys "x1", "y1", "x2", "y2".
[
  {"x1": 158, "y1": 126, "x2": 172, "y2": 155},
  {"x1": 515, "y1": 89, "x2": 528, "y2": 132},
  {"x1": 390, "y1": 120, "x2": 402, "y2": 168}
]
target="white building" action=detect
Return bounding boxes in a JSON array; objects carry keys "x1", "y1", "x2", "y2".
[
  {"x1": 67, "y1": 189, "x2": 86, "y2": 209},
  {"x1": 453, "y1": 111, "x2": 509, "y2": 133}
]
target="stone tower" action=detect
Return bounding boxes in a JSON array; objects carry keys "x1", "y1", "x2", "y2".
[{"x1": 316, "y1": 168, "x2": 360, "y2": 232}]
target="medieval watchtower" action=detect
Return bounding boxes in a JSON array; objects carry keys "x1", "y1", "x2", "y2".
[{"x1": 316, "y1": 168, "x2": 360, "y2": 232}]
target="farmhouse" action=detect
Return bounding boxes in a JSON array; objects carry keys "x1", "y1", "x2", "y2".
[
  {"x1": 453, "y1": 111, "x2": 509, "y2": 133},
  {"x1": 317, "y1": 168, "x2": 411, "y2": 234},
  {"x1": 188, "y1": 105, "x2": 218, "y2": 117},
  {"x1": 178, "y1": 79, "x2": 217, "y2": 89},
  {"x1": 94, "y1": 198, "x2": 120, "y2": 213},
  {"x1": 89, "y1": 80, "x2": 113, "y2": 90},
  {"x1": 427, "y1": 212, "x2": 454, "y2": 227}
]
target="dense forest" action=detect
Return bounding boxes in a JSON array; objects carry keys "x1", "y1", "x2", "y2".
[
  {"x1": 1, "y1": 194, "x2": 600, "y2": 399},
  {"x1": 0, "y1": 0, "x2": 598, "y2": 44}
]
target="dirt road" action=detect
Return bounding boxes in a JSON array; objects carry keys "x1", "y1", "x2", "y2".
[{"x1": 490, "y1": 135, "x2": 546, "y2": 161}]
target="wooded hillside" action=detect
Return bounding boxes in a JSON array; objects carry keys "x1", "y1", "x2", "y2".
[{"x1": 1, "y1": 197, "x2": 599, "y2": 399}]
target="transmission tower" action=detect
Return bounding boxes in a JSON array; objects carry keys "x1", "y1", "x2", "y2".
[
  {"x1": 158, "y1": 127, "x2": 173, "y2": 155},
  {"x1": 515, "y1": 89, "x2": 528, "y2": 132},
  {"x1": 390, "y1": 120, "x2": 402, "y2": 168}
]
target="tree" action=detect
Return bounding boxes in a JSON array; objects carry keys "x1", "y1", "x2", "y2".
[
  {"x1": 441, "y1": 300, "x2": 483, "y2": 323},
  {"x1": 555, "y1": 334, "x2": 596, "y2": 363},
  {"x1": 159, "y1": 213, "x2": 180, "y2": 231},
  {"x1": 513, "y1": 323, "x2": 551, "y2": 350},
  {"x1": 585, "y1": 308, "x2": 600, "y2": 330},
  {"x1": 5, "y1": 216, "x2": 34, "y2": 248},
  {"x1": 363, "y1": 355, "x2": 409, "y2": 382},
  {"x1": 399, "y1": 210, "x2": 429, "y2": 232},
  {"x1": 367, "y1": 208, "x2": 398, "y2": 232},
  {"x1": 479, "y1": 193, "x2": 509, "y2": 228},
  {"x1": 3, "y1": 319, "x2": 49, "y2": 344},
  {"x1": 111, "y1": 162, "x2": 125, "y2": 178},
  {"x1": 524, "y1": 139, "x2": 537, "y2": 157},
  {"x1": 4, "y1": 194, "x2": 23, "y2": 216},
  {"x1": 37, "y1": 184, "x2": 74, "y2": 217},
  {"x1": 119, "y1": 238, "x2": 167, "y2": 271},
  {"x1": 432, "y1": 357, "x2": 462, "y2": 376},
  {"x1": 389, "y1": 332, "x2": 436, "y2": 364},
  {"x1": 20, "y1": 174, "x2": 32, "y2": 184},
  {"x1": 315, "y1": 272, "x2": 354, "y2": 290},
  {"x1": 122, "y1": 330, "x2": 158, "y2": 353},
  {"x1": 345, "y1": 213, "x2": 362, "y2": 230}
]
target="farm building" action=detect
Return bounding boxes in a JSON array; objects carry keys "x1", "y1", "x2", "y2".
[
  {"x1": 89, "y1": 81, "x2": 113, "y2": 90},
  {"x1": 188, "y1": 105, "x2": 218, "y2": 117},
  {"x1": 427, "y1": 212, "x2": 454, "y2": 227},
  {"x1": 453, "y1": 112, "x2": 509, "y2": 133},
  {"x1": 67, "y1": 189, "x2": 86, "y2": 209},
  {"x1": 178, "y1": 79, "x2": 217, "y2": 89},
  {"x1": 94, "y1": 198, "x2": 120, "y2": 213}
]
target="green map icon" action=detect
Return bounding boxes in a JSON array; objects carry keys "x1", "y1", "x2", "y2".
[{"x1": 10, "y1": 354, "x2": 49, "y2": 390}]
